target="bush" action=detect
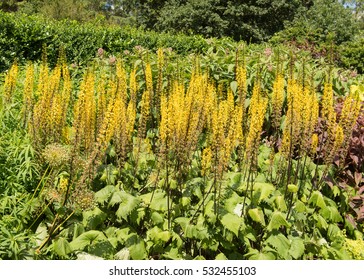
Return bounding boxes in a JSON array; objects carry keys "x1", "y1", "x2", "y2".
[
  {"x1": 0, "y1": 11, "x2": 209, "y2": 71},
  {"x1": 340, "y1": 38, "x2": 364, "y2": 74}
]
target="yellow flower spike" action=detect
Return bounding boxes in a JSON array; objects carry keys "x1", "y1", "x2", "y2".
[
  {"x1": 236, "y1": 65, "x2": 247, "y2": 105},
  {"x1": 3, "y1": 61, "x2": 18, "y2": 103},
  {"x1": 311, "y1": 133, "x2": 319, "y2": 155},
  {"x1": 116, "y1": 61, "x2": 127, "y2": 104},
  {"x1": 129, "y1": 67, "x2": 138, "y2": 104},
  {"x1": 201, "y1": 147, "x2": 212, "y2": 176},
  {"x1": 322, "y1": 82, "x2": 336, "y2": 126}
]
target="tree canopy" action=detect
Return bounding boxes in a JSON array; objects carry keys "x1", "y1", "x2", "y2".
[{"x1": 1, "y1": 0, "x2": 362, "y2": 43}]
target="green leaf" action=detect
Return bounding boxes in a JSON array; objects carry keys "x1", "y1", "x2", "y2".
[
  {"x1": 147, "y1": 226, "x2": 171, "y2": 244},
  {"x1": 253, "y1": 182, "x2": 275, "y2": 204},
  {"x1": 220, "y1": 213, "x2": 243, "y2": 237},
  {"x1": 70, "y1": 230, "x2": 107, "y2": 251},
  {"x1": 320, "y1": 206, "x2": 343, "y2": 223},
  {"x1": 248, "y1": 208, "x2": 265, "y2": 225},
  {"x1": 82, "y1": 207, "x2": 107, "y2": 230},
  {"x1": 115, "y1": 248, "x2": 130, "y2": 260},
  {"x1": 327, "y1": 224, "x2": 342, "y2": 241},
  {"x1": 289, "y1": 237, "x2": 305, "y2": 259},
  {"x1": 287, "y1": 184, "x2": 298, "y2": 193},
  {"x1": 126, "y1": 234, "x2": 147, "y2": 260},
  {"x1": 95, "y1": 185, "x2": 115, "y2": 204},
  {"x1": 266, "y1": 233, "x2": 291, "y2": 259},
  {"x1": 314, "y1": 213, "x2": 329, "y2": 230},
  {"x1": 204, "y1": 200, "x2": 216, "y2": 223},
  {"x1": 115, "y1": 192, "x2": 140, "y2": 221},
  {"x1": 53, "y1": 237, "x2": 72, "y2": 257},
  {"x1": 245, "y1": 249, "x2": 276, "y2": 260},
  {"x1": 35, "y1": 222, "x2": 48, "y2": 246},
  {"x1": 151, "y1": 211, "x2": 164, "y2": 225},
  {"x1": 267, "y1": 211, "x2": 290, "y2": 231},
  {"x1": 88, "y1": 240, "x2": 115, "y2": 259},
  {"x1": 308, "y1": 191, "x2": 326, "y2": 209},
  {"x1": 224, "y1": 191, "x2": 242, "y2": 213},
  {"x1": 215, "y1": 252, "x2": 228, "y2": 260},
  {"x1": 230, "y1": 81, "x2": 238, "y2": 93},
  {"x1": 116, "y1": 228, "x2": 131, "y2": 243},
  {"x1": 109, "y1": 190, "x2": 123, "y2": 206},
  {"x1": 275, "y1": 195, "x2": 287, "y2": 211},
  {"x1": 294, "y1": 200, "x2": 306, "y2": 213},
  {"x1": 175, "y1": 217, "x2": 193, "y2": 238},
  {"x1": 140, "y1": 189, "x2": 167, "y2": 211}
]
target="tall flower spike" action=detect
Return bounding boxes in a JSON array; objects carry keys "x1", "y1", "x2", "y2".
[{"x1": 3, "y1": 61, "x2": 18, "y2": 103}]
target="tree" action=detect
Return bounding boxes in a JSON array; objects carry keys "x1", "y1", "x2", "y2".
[
  {"x1": 140, "y1": 0, "x2": 307, "y2": 42},
  {"x1": 155, "y1": 0, "x2": 228, "y2": 38},
  {"x1": 0, "y1": 0, "x2": 23, "y2": 12},
  {"x1": 278, "y1": 0, "x2": 359, "y2": 45}
]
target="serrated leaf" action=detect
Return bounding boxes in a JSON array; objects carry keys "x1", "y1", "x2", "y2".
[
  {"x1": 95, "y1": 185, "x2": 115, "y2": 204},
  {"x1": 115, "y1": 192, "x2": 140, "y2": 221},
  {"x1": 267, "y1": 211, "x2": 290, "y2": 231},
  {"x1": 314, "y1": 213, "x2": 329, "y2": 230},
  {"x1": 88, "y1": 240, "x2": 115, "y2": 259},
  {"x1": 126, "y1": 234, "x2": 147, "y2": 260},
  {"x1": 266, "y1": 233, "x2": 291, "y2": 259},
  {"x1": 83, "y1": 207, "x2": 107, "y2": 230},
  {"x1": 248, "y1": 208, "x2": 265, "y2": 225},
  {"x1": 275, "y1": 195, "x2": 287, "y2": 211},
  {"x1": 320, "y1": 206, "x2": 343, "y2": 223},
  {"x1": 204, "y1": 200, "x2": 216, "y2": 223},
  {"x1": 70, "y1": 230, "x2": 107, "y2": 251},
  {"x1": 308, "y1": 191, "x2": 326, "y2": 209},
  {"x1": 116, "y1": 228, "x2": 131, "y2": 243},
  {"x1": 294, "y1": 200, "x2": 306, "y2": 213},
  {"x1": 109, "y1": 191, "x2": 123, "y2": 206},
  {"x1": 224, "y1": 191, "x2": 242, "y2": 213},
  {"x1": 253, "y1": 182, "x2": 275, "y2": 204},
  {"x1": 181, "y1": 196, "x2": 191, "y2": 207},
  {"x1": 327, "y1": 224, "x2": 341, "y2": 240},
  {"x1": 147, "y1": 226, "x2": 171, "y2": 244},
  {"x1": 220, "y1": 213, "x2": 243, "y2": 237},
  {"x1": 53, "y1": 237, "x2": 72, "y2": 257},
  {"x1": 151, "y1": 211, "x2": 164, "y2": 225},
  {"x1": 289, "y1": 237, "x2": 305, "y2": 259},
  {"x1": 140, "y1": 189, "x2": 167, "y2": 211},
  {"x1": 175, "y1": 217, "x2": 191, "y2": 237},
  {"x1": 193, "y1": 222, "x2": 209, "y2": 240}
]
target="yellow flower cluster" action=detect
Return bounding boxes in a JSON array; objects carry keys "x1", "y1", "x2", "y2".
[
  {"x1": 280, "y1": 79, "x2": 319, "y2": 157},
  {"x1": 72, "y1": 72, "x2": 96, "y2": 154},
  {"x1": 338, "y1": 85, "x2": 362, "y2": 155},
  {"x1": 31, "y1": 60, "x2": 72, "y2": 146},
  {"x1": 345, "y1": 238, "x2": 364, "y2": 260},
  {"x1": 245, "y1": 83, "x2": 267, "y2": 162},
  {"x1": 3, "y1": 61, "x2": 18, "y2": 103},
  {"x1": 159, "y1": 73, "x2": 206, "y2": 165}
]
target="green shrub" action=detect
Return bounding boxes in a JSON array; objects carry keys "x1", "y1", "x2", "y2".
[
  {"x1": 340, "y1": 38, "x2": 364, "y2": 74},
  {"x1": 0, "y1": 11, "x2": 209, "y2": 71}
]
